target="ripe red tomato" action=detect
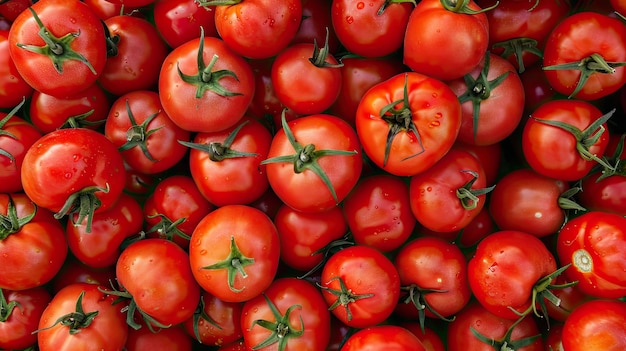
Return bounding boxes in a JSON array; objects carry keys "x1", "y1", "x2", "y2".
[
  {"x1": 0, "y1": 29, "x2": 33, "y2": 109},
  {"x1": 152, "y1": 0, "x2": 218, "y2": 49},
  {"x1": 189, "y1": 205, "x2": 281, "y2": 303},
  {"x1": 557, "y1": 211, "x2": 626, "y2": 299},
  {"x1": 126, "y1": 324, "x2": 193, "y2": 351},
  {"x1": 8, "y1": 0, "x2": 107, "y2": 97},
  {"x1": 341, "y1": 325, "x2": 426, "y2": 351},
  {"x1": 291, "y1": 0, "x2": 340, "y2": 53},
  {"x1": 561, "y1": 299, "x2": 626, "y2": 351},
  {"x1": 182, "y1": 291, "x2": 243, "y2": 347},
  {"x1": 356, "y1": 72, "x2": 462, "y2": 176},
  {"x1": 0, "y1": 287, "x2": 51, "y2": 350}
]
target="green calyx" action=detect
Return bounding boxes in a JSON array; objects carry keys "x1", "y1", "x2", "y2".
[
  {"x1": 145, "y1": 214, "x2": 191, "y2": 242},
  {"x1": 440, "y1": 0, "x2": 499, "y2": 14},
  {"x1": 56, "y1": 184, "x2": 110, "y2": 234},
  {"x1": 542, "y1": 53, "x2": 626, "y2": 99},
  {"x1": 318, "y1": 276, "x2": 374, "y2": 322},
  {"x1": 177, "y1": 27, "x2": 243, "y2": 99},
  {"x1": 179, "y1": 120, "x2": 258, "y2": 162},
  {"x1": 377, "y1": 0, "x2": 416, "y2": 15},
  {"x1": 250, "y1": 295, "x2": 304, "y2": 351},
  {"x1": 0, "y1": 196, "x2": 36, "y2": 240},
  {"x1": 190, "y1": 295, "x2": 222, "y2": 343},
  {"x1": 118, "y1": 99, "x2": 163, "y2": 163},
  {"x1": 379, "y1": 73, "x2": 425, "y2": 167},
  {"x1": 492, "y1": 37, "x2": 543, "y2": 73},
  {"x1": 0, "y1": 98, "x2": 26, "y2": 163},
  {"x1": 455, "y1": 170, "x2": 495, "y2": 210},
  {"x1": 59, "y1": 109, "x2": 106, "y2": 129},
  {"x1": 201, "y1": 236, "x2": 255, "y2": 293},
  {"x1": 98, "y1": 285, "x2": 172, "y2": 333},
  {"x1": 400, "y1": 284, "x2": 454, "y2": 333},
  {"x1": 308, "y1": 28, "x2": 343, "y2": 68},
  {"x1": 261, "y1": 111, "x2": 358, "y2": 205},
  {"x1": 33, "y1": 291, "x2": 99, "y2": 335},
  {"x1": 592, "y1": 134, "x2": 626, "y2": 181},
  {"x1": 16, "y1": 7, "x2": 97, "y2": 75},
  {"x1": 0, "y1": 289, "x2": 21, "y2": 322},
  {"x1": 458, "y1": 53, "x2": 510, "y2": 142},
  {"x1": 470, "y1": 313, "x2": 540, "y2": 351},
  {"x1": 196, "y1": 0, "x2": 241, "y2": 6},
  {"x1": 297, "y1": 232, "x2": 354, "y2": 280}
]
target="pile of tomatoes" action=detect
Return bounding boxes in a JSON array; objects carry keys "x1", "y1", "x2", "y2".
[{"x1": 1, "y1": 0, "x2": 626, "y2": 350}]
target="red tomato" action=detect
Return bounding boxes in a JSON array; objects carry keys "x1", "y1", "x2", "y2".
[
  {"x1": 0, "y1": 287, "x2": 51, "y2": 350},
  {"x1": 561, "y1": 299, "x2": 626, "y2": 351},
  {"x1": 159, "y1": 32, "x2": 255, "y2": 133},
  {"x1": 400, "y1": 323, "x2": 446, "y2": 351},
  {"x1": 452, "y1": 141, "x2": 502, "y2": 186},
  {"x1": 182, "y1": 291, "x2": 243, "y2": 347},
  {"x1": 343, "y1": 174, "x2": 415, "y2": 252},
  {"x1": 51, "y1": 257, "x2": 117, "y2": 294},
  {"x1": 126, "y1": 324, "x2": 193, "y2": 351},
  {"x1": 355, "y1": 72, "x2": 462, "y2": 176},
  {"x1": 557, "y1": 211, "x2": 626, "y2": 299},
  {"x1": 543, "y1": 11, "x2": 626, "y2": 100},
  {"x1": 104, "y1": 90, "x2": 191, "y2": 174},
  {"x1": 0, "y1": 29, "x2": 33, "y2": 109},
  {"x1": 468, "y1": 230, "x2": 558, "y2": 320},
  {"x1": 403, "y1": 0, "x2": 489, "y2": 80},
  {"x1": 8, "y1": 0, "x2": 107, "y2": 97},
  {"x1": 521, "y1": 99, "x2": 611, "y2": 181},
  {"x1": 320, "y1": 245, "x2": 400, "y2": 328},
  {"x1": 37, "y1": 283, "x2": 128, "y2": 351},
  {"x1": 21, "y1": 128, "x2": 126, "y2": 233},
  {"x1": 212, "y1": 0, "x2": 302, "y2": 59},
  {"x1": 152, "y1": 0, "x2": 218, "y2": 49},
  {"x1": 241, "y1": 277, "x2": 331, "y2": 351},
  {"x1": 340, "y1": 325, "x2": 426, "y2": 351},
  {"x1": 330, "y1": 0, "x2": 413, "y2": 58},
  {"x1": 263, "y1": 114, "x2": 362, "y2": 213},
  {"x1": 291, "y1": 0, "x2": 340, "y2": 53},
  {"x1": 409, "y1": 149, "x2": 490, "y2": 232},
  {"x1": 189, "y1": 205, "x2": 281, "y2": 303},
  {"x1": 0, "y1": 0, "x2": 33, "y2": 22}
]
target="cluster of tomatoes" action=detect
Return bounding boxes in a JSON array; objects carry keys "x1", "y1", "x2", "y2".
[{"x1": 1, "y1": 0, "x2": 626, "y2": 350}]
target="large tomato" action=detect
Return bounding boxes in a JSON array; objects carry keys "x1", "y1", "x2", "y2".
[
  {"x1": 340, "y1": 325, "x2": 426, "y2": 351},
  {"x1": 0, "y1": 287, "x2": 51, "y2": 350},
  {"x1": 355, "y1": 72, "x2": 462, "y2": 176},
  {"x1": 561, "y1": 299, "x2": 626, "y2": 351}
]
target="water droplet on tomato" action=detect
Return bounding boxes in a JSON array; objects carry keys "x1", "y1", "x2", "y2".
[
  {"x1": 426, "y1": 187, "x2": 432, "y2": 192},
  {"x1": 345, "y1": 16, "x2": 354, "y2": 24},
  {"x1": 64, "y1": 172, "x2": 73, "y2": 179},
  {"x1": 429, "y1": 121, "x2": 440, "y2": 127},
  {"x1": 199, "y1": 249, "x2": 207, "y2": 255},
  {"x1": 356, "y1": 2, "x2": 364, "y2": 9},
  {"x1": 435, "y1": 112, "x2": 442, "y2": 119}
]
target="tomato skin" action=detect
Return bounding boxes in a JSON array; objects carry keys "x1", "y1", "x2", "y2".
[
  {"x1": 51, "y1": 257, "x2": 117, "y2": 294},
  {"x1": 241, "y1": 277, "x2": 331, "y2": 351},
  {"x1": 0, "y1": 287, "x2": 51, "y2": 350},
  {"x1": 8, "y1": 0, "x2": 107, "y2": 98},
  {"x1": 291, "y1": 0, "x2": 340, "y2": 53},
  {"x1": 468, "y1": 230, "x2": 557, "y2": 320},
  {"x1": 0, "y1": 114, "x2": 42, "y2": 193},
  {"x1": 214, "y1": 0, "x2": 302, "y2": 59},
  {"x1": 556, "y1": 211, "x2": 626, "y2": 299},
  {"x1": 452, "y1": 141, "x2": 502, "y2": 186},
  {"x1": 562, "y1": 300, "x2": 626, "y2": 351},
  {"x1": 343, "y1": 174, "x2": 415, "y2": 252},
  {"x1": 340, "y1": 325, "x2": 426, "y2": 351},
  {"x1": 403, "y1": 0, "x2": 489, "y2": 81},
  {"x1": 37, "y1": 283, "x2": 129, "y2": 351},
  {"x1": 356, "y1": 72, "x2": 462, "y2": 176},
  {"x1": 331, "y1": 0, "x2": 413, "y2": 58},
  {"x1": 116, "y1": 238, "x2": 201, "y2": 326},
  {"x1": 0, "y1": 29, "x2": 33, "y2": 109},
  {"x1": 320, "y1": 245, "x2": 400, "y2": 328},
  {"x1": 189, "y1": 205, "x2": 281, "y2": 303},
  {"x1": 126, "y1": 324, "x2": 193, "y2": 351},
  {"x1": 159, "y1": 35, "x2": 255, "y2": 133},
  {"x1": 182, "y1": 291, "x2": 243, "y2": 347},
  {"x1": 579, "y1": 170, "x2": 626, "y2": 216},
  {"x1": 153, "y1": 0, "x2": 218, "y2": 49},
  {"x1": 543, "y1": 12, "x2": 626, "y2": 100},
  {"x1": 521, "y1": 99, "x2": 609, "y2": 181}
]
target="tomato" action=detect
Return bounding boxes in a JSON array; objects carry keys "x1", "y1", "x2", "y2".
[
  {"x1": 452, "y1": 141, "x2": 502, "y2": 186},
  {"x1": 0, "y1": 0, "x2": 33, "y2": 22},
  {"x1": 521, "y1": 99, "x2": 611, "y2": 181},
  {"x1": 51, "y1": 257, "x2": 117, "y2": 294},
  {"x1": 447, "y1": 302, "x2": 544, "y2": 351},
  {"x1": 291, "y1": 0, "x2": 340, "y2": 53},
  {"x1": 556, "y1": 211, "x2": 626, "y2": 299},
  {"x1": 393, "y1": 237, "x2": 471, "y2": 326},
  {"x1": 543, "y1": 11, "x2": 626, "y2": 100},
  {"x1": 0, "y1": 287, "x2": 51, "y2": 350},
  {"x1": 561, "y1": 299, "x2": 626, "y2": 351},
  {"x1": 543, "y1": 275, "x2": 590, "y2": 322},
  {"x1": 403, "y1": 0, "x2": 490, "y2": 81},
  {"x1": 0, "y1": 193, "x2": 67, "y2": 291},
  {"x1": 21, "y1": 128, "x2": 126, "y2": 233},
  {"x1": 343, "y1": 174, "x2": 415, "y2": 252},
  {"x1": 211, "y1": 0, "x2": 302, "y2": 59},
  {"x1": 181, "y1": 117, "x2": 272, "y2": 207},
  {"x1": 519, "y1": 61, "x2": 560, "y2": 114},
  {"x1": 107, "y1": 0, "x2": 156, "y2": 9},
  {"x1": 182, "y1": 291, "x2": 243, "y2": 347},
  {"x1": 488, "y1": 168, "x2": 574, "y2": 238},
  {"x1": 241, "y1": 277, "x2": 331, "y2": 351},
  {"x1": 104, "y1": 90, "x2": 191, "y2": 174},
  {"x1": 263, "y1": 113, "x2": 362, "y2": 213},
  {"x1": 319, "y1": 245, "x2": 400, "y2": 328},
  {"x1": 113, "y1": 238, "x2": 201, "y2": 328},
  {"x1": 152, "y1": 0, "x2": 218, "y2": 49},
  {"x1": 468, "y1": 230, "x2": 558, "y2": 320},
  {"x1": 36, "y1": 283, "x2": 128, "y2": 351},
  {"x1": 8, "y1": 0, "x2": 107, "y2": 97},
  {"x1": 355, "y1": 72, "x2": 462, "y2": 176},
  {"x1": 28, "y1": 83, "x2": 110, "y2": 133},
  {"x1": 0, "y1": 105, "x2": 42, "y2": 193},
  {"x1": 271, "y1": 41, "x2": 343, "y2": 115},
  {"x1": 410, "y1": 149, "x2": 490, "y2": 232},
  {"x1": 340, "y1": 325, "x2": 426, "y2": 351},
  {"x1": 81, "y1": 0, "x2": 128, "y2": 20},
  {"x1": 400, "y1": 323, "x2": 446, "y2": 351},
  {"x1": 0, "y1": 29, "x2": 33, "y2": 109},
  {"x1": 99, "y1": 15, "x2": 170, "y2": 96},
  {"x1": 612, "y1": 0, "x2": 626, "y2": 14},
  {"x1": 275, "y1": 203, "x2": 348, "y2": 273},
  {"x1": 159, "y1": 30, "x2": 255, "y2": 133},
  {"x1": 126, "y1": 324, "x2": 193, "y2": 351},
  {"x1": 447, "y1": 52, "x2": 525, "y2": 146},
  {"x1": 189, "y1": 205, "x2": 281, "y2": 303},
  {"x1": 331, "y1": 0, "x2": 413, "y2": 58},
  {"x1": 66, "y1": 193, "x2": 143, "y2": 269}
]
